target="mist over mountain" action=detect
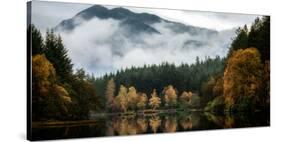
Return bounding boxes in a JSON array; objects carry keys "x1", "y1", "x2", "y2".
[{"x1": 54, "y1": 5, "x2": 236, "y2": 77}]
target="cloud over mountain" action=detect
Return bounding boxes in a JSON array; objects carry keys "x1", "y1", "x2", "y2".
[{"x1": 55, "y1": 5, "x2": 236, "y2": 77}]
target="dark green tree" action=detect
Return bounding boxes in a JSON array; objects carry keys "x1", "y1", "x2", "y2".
[
  {"x1": 44, "y1": 29, "x2": 73, "y2": 83},
  {"x1": 68, "y1": 68, "x2": 100, "y2": 119},
  {"x1": 28, "y1": 24, "x2": 44, "y2": 55},
  {"x1": 228, "y1": 25, "x2": 249, "y2": 57},
  {"x1": 248, "y1": 16, "x2": 270, "y2": 62}
]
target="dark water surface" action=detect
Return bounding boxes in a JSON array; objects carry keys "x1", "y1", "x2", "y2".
[{"x1": 32, "y1": 111, "x2": 269, "y2": 140}]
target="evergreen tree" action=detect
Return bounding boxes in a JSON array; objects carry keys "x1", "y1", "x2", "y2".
[
  {"x1": 44, "y1": 29, "x2": 73, "y2": 83},
  {"x1": 228, "y1": 25, "x2": 248, "y2": 57},
  {"x1": 248, "y1": 16, "x2": 270, "y2": 61},
  {"x1": 28, "y1": 24, "x2": 44, "y2": 55}
]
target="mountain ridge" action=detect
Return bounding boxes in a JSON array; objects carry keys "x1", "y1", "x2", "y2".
[{"x1": 54, "y1": 5, "x2": 218, "y2": 36}]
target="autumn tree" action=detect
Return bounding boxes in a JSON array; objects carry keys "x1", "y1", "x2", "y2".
[
  {"x1": 149, "y1": 89, "x2": 161, "y2": 110},
  {"x1": 180, "y1": 91, "x2": 192, "y2": 108},
  {"x1": 115, "y1": 85, "x2": 128, "y2": 112},
  {"x1": 164, "y1": 85, "x2": 178, "y2": 107},
  {"x1": 180, "y1": 91, "x2": 200, "y2": 108},
  {"x1": 127, "y1": 86, "x2": 138, "y2": 110},
  {"x1": 32, "y1": 54, "x2": 72, "y2": 120},
  {"x1": 223, "y1": 48, "x2": 263, "y2": 111},
  {"x1": 137, "y1": 93, "x2": 148, "y2": 110},
  {"x1": 261, "y1": 61, "x2": 270, "y2": 110},
  {"x1": 105, "y1": 78, "x2": 116, "y2": 111}
]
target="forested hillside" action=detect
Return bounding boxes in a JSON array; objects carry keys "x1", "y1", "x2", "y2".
[{"x1": 93, "y1": 56, "x2": 225, "y2": 111}]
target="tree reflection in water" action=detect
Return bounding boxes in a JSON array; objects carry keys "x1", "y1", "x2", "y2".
[
  {"x1": 136, "y1": 117, "x2": 148, "y2": 133},
  {"x1": 32, "y1": 112, "x2": 269, "y2": 140},
  {"x1": 164, "y1": 116, "x2": 177, "y2": 132},
  {"x1": 149, "y1": 115, "x2": 161, "y2": 133},
  {"x1": 179, "y1": 115, "x2": 193, "y2": 130}
]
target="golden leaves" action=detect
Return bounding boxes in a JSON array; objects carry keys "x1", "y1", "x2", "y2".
[
  {"x1": 149, "y1": 89, "x2": 161, "y2": 110},
  {"x1": 223, "y1": 48, "x2": 263, "y2": 110},
  {"x1": 32, "y1": 54, "x2": 56, "y2": 95},
  {"x1": 164, "y1": 85, "x2": 177, "y2": 107}
]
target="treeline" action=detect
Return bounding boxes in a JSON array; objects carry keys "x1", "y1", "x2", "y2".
[
  {"x1": 29, "y1": 25, "x2": 100, "y2": 121},
  {"x1": 93, "y1": 56, "x2": 225, "y2": 110},
  {"x1": 104, "y1": 79, "x2": 200, "y2": 112},
  {"x1": 204, "y1": 16, "x2": 270, "y2": 113}
]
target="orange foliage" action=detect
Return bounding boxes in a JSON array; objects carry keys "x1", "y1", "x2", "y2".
[{"x1": 223, "y1": 47, "x2": 263, "y2": 110}]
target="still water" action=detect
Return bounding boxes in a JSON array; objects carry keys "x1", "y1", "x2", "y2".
[{"x1": 32, "y1": 111, "x2": 269, "y2": 140}]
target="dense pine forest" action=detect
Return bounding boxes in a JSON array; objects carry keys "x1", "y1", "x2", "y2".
[{"x1": 29, "y1": 16, "x2": 270, "y2": 121}]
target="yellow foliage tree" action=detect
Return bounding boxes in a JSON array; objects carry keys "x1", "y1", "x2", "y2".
[
  {"x1": 164, "y1": 85, "x2": 177, "y2": 107},
  {"x1": 32, "y1": 54, "x2": 72, "y2": 119},
  {"x1": 32, "y1": 54, "x2": 56, "y2": 95},
  {"x1": 149, "y1": 89, "x2": 161, "y2": 110},
  {"x1": 105, "y1": 78, "x2": 116, "y2": 111},
  {"x1": 223, "y1": 47, "x2": 263, "y2": 111},
  {"x1": 115, "y1": 85, "x2": 128, "y2": 112},
  {"x1": 137, "y1": 93, "x2": 148, "y2": 110},
  {"x1": 180, "y1": 91, "x2": 192, "y2": 107},
  {"x1": 127, "y1": 86, "x2": 138, "y2": 110},
  {"x1": 53, "y1": 84, "x2": 72, "y2": 113}
]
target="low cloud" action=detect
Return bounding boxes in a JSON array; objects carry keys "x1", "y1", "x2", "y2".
[{"x1": 58, "y1": 17, "x2": 235, "y2": 77}]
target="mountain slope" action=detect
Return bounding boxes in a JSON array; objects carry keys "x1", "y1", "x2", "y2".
[
  {"x1": 54, "y1": 5, "x2": 218, "y2": 36},
  {"x1": 53, "y1": 5, "x2": 235, "y2": 77}
]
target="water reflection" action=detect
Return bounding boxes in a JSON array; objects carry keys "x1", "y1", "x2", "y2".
[
  {"x1": 164, "y1": 116, "x2": 177, "y2": 132},
  {"x1": 179, "y1": 115, "x2": 193, "y2": 130},
  {"x1": 32, "y1": 111, "x2": 269, "y2": 140},
  {"x1": 149, "y1": 115, "x2": 161, "y2": 133},
  {"x1": 137, "y1": 117, "x2": 148, "y2": 133}
]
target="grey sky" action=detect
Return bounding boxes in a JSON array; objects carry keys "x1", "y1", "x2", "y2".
[
  {"x1": 32, "y1": 0, "x2": 259, "y2": 32},
  {"x1": 32, "y1": 1, "x2": 90, "y2": 33}
]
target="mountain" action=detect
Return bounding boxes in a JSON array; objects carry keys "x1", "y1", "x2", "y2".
[
  {"x1": 54, "y1": 5, "x2": 218, "y2": 36},
  {"x1": 55, "y1": 5, "x2": 161, "y2": 34},
  {"x1": 53, "y1": 5, "x2": 236, "y2": 76}
]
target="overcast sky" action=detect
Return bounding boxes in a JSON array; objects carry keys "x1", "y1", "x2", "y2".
[
  {"x1": 31, "y1": 1, "x2": 260, "y2": 77},
  {"x1": 32, "y1": 1, "x2": 259, "y2": 32}
]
